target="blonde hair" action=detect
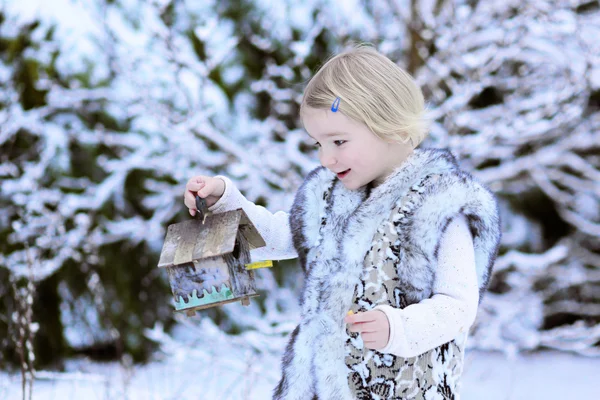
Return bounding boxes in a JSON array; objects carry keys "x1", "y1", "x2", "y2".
[{"x1": 300, "y1": 45, "x2": 429, "y2": 148}]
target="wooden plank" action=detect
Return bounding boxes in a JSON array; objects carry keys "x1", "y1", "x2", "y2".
[
  {"x1": 238, "y1": 209, "x2": 266, "y2": 249},
  {"x1": 167, "y1": 259, "x2": 231, "y2": 303},
  {"x1": 226, "y1": 232, "x2": 256, "y2": 297},
  {"x1": 169, "y1": 212, "x2": 240, "y2": 265},
  {"x1": 173, "y1": 220, "x2": 202, "y2": 266},
  {"x1": 161, "y1": 208, "x2": 262, "y2": 267},
  {"x1": 195, "y1": 211, "x2": 240, "y2": 259},
  {"x1": 173, "y1": 293, "x2": 260, "y2": 312},
  {"x1": 158, "y1": 222, "x2": 184, "y2": 268},
  {"x1": 189, "y1": 218, "x2": 211, "y2": 261}
]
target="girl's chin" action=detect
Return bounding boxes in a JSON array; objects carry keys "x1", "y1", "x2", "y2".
[{"x1": 341, "y1": 180, "x2": 364, "y2": 190}]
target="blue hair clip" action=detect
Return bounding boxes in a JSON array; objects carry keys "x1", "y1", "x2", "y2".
[{"x1": 331, "y1": 97, "x2": 340, "y2": 112}]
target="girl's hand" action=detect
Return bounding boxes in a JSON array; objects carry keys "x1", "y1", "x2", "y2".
[
  {"x1": 345, "y1": 310, "x2": 390, "y2": 350},
  {"x1": 184, "y1": 176, "x2": 226, "y2": 216}
]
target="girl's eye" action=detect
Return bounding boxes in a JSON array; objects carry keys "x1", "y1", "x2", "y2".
[{"x1": 311, "y1": 140, "x2": 345, "y2": 148}]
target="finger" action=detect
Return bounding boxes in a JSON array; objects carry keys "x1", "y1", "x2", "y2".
[
  {"x1": 184, "y1": 193, "x2": 196, "y2": 216},
  {"x1": 186, "y1": 177, "x2": 206, "y2": 192},
  {"x1": 184, "y1": 190, "x2": 197, "y2": 209},
  {"x1": 197, "y1": 180, "x2": 215, "y2": 198},
  {"x1": 355, "y1": 321, "x2": 380, "y2": 333},
  {"x1": 187, "y1": 182, "x2": 206, "y2": 194},
  {"x1": 346, "y1": 311, "x2": 377, "y2": 324},
  {"x1": 348, "y1": 321, "x2": 378, "y2": 334},
  {"x1": 347, "y1": 322, "x2": 374, "y2": 334},
  {"x1": 361, "y1": 332, "x2": 384, "y2": 348}
]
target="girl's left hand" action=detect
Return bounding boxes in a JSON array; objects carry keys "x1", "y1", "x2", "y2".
[{"x1": 345, "y1": 310, "x2": 390, "y2": 350}]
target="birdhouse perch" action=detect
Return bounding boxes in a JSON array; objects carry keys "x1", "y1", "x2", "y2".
[{"x1": 158, "y1": 208, "x2": 269, "y2": 316}]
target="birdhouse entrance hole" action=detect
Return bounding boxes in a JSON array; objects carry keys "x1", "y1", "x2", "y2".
[{"x1": 232, "y1": 240, "x2": 241, "y2": 259}]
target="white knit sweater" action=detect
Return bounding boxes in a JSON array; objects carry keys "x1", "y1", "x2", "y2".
[{"x1": 208, "y1": 175, "x2": 479, "y2": 358}]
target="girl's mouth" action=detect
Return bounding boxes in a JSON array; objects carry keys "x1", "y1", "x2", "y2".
[{"x1": 337, "y1": 169, "x2": 351, "y2": 179}]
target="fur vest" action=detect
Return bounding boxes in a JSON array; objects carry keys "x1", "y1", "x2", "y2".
[{"x1": 273, "y1": 148, "x2": 502, "y2": 400}]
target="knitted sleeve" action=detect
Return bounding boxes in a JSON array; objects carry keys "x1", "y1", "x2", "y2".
[
  {"x1": 374, "y1": 214, "x2": 479, "y2": 357},
  {"x1": 208, "y1": 175, "x2": 298, "y2": 261}
]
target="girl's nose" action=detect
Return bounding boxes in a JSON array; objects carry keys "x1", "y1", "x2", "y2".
[{"x1": 321, "y1": 154, "x2": 337, "y2": 168}]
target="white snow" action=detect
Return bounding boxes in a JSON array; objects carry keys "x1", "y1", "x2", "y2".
[{"x1": 1, "y1": 319, "x2": 598, "y2": 399}]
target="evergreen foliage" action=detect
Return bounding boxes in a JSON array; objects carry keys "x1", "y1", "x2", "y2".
[{"x1": 1, "y1": 0, "x2": 599, "y2": 370}]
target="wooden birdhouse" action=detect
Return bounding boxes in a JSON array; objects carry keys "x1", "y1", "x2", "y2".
[{"x1": 158, "y1": 203, "x2": 271, "y2": 316}]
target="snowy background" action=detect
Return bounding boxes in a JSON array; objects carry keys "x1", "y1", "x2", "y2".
[{"x1": 1, "y1": 0, "x2": 599, "y2": 399}]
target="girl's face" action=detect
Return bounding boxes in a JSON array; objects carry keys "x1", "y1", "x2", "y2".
[{"x1": 302, "y1": 106, "x2": 414, "y2": 190}]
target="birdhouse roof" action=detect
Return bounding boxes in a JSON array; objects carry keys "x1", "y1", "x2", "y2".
[{"x1": 157, "y1": 208, "x2": 266, "y2": 268}]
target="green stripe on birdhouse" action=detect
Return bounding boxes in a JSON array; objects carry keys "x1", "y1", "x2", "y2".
[{"x1": 174, "y1": 284, "x2": 234, "y2": 311}]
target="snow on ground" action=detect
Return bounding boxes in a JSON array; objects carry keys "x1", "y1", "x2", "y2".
[{"x1": 1, "y1": 317, "x2": 598, "y2": 400}]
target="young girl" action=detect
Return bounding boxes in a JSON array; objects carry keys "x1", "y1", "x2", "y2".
[{"x1": 184, "y1": 46, "x2": 501, "y2": 400}]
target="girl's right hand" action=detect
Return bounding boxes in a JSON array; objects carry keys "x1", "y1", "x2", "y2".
[{"x1": 184, "y1": 176, "x2": 226, "y2": 216}]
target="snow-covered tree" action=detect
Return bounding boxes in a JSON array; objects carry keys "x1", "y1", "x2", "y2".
[{"x1": 1, "y1": 0, "x2": 599, "y2": 369}]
